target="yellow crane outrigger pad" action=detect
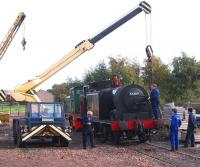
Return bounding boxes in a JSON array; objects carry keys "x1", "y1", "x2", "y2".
[{"x1": 22, "y1": 124, "x2": 72, "y2": 142}]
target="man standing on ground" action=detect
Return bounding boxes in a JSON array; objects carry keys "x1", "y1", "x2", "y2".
[
  {"x1": 184, "y1": 108, "x2": 196, "y2": 147},
  {"x1": 170, "y1": 108, "x2": 182, "y2": 151},
  {"x1": 82, "y1": 111, "x2": 95, "y2": 149},
  {"x1": 150, "y1": 83, "x2": 160, "y2": 120}
]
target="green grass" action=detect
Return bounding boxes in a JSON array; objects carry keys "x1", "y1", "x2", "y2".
[{"x1": 0, "y1": 104, "x2": 25, "y2": 113}]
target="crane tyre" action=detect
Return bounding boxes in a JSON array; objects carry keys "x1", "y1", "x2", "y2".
[{"x1": 16, "y1": 122, "x2": 24, "y2": 148}]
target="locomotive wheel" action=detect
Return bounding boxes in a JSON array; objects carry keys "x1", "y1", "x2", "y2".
[
  {"x1": 138, "y1": 133, "x2": 148, "y2": 143},
  {"x1": 112, "y1": 131, "x2": 120, "y2": 145},
  {"x1": 101, "y1": 125, "x2": 109, "y2": 143},
  {"x1": 16, "y1": 122, "x2": 24, "y2": 148},
  {"x1": 126, "y1": 131, "x2": 133, "y2": 140},
  {"x1": 93, "y1": 124, "x2": 99, "y2": 137}
]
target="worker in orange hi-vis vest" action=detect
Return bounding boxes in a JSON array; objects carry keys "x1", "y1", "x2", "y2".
[{"x1": 112, "y1": 75, "x2": 121, "y2": 87}]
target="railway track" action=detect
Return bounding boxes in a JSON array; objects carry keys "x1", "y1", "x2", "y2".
[
  {"x1": 147, "y1": 142, "x2": 200, "y2": 160},
  {"x1": 128, "y1": 142, "x2": 200, "y2": 167},
  {"x1": 132, "y1": 147, "x2": 176, "y2": 167}
]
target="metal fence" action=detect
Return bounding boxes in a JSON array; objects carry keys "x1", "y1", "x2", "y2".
[{"x1": 0, "y1": 102, "x2": 25, "y2": 116}]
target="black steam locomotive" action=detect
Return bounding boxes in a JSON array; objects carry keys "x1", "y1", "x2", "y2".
[{"x1": 66, "y1": 81, "x2": 158, "y2": 144}]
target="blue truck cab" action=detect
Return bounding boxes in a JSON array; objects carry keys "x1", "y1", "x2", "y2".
[{"x1": 13, "y1": 102, "x2": 72, "y2": 147}]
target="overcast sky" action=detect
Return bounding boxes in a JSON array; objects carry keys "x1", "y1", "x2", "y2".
[{"x1": 0, "y1": 0, "x2": 199, "y2": 91}]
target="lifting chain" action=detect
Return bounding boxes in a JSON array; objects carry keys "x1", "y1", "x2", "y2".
[{"x1": 145, "y1": 13, "x2": 153, "y2": 86}]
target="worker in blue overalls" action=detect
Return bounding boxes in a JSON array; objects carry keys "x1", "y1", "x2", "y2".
[
  {"x1": 82, "y1": 111, "x2": 95, "y2": 149},
  {"x1": 170, "y1": 108, "x2": 182, "y2": 151},
  {"x1": 150, "y1": 83, "x2": 160, "y2": 120},
  {"x1": 184, "y1": 108, "x2": 196, "y2": 147}
]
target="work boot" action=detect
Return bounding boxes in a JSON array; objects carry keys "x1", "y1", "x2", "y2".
[
  {"x1": 191, "y1": 144, "x2": 195, "y2": 147},
  {"x1": 170, "y1": 148, "x2": 175, "y2": 151}
]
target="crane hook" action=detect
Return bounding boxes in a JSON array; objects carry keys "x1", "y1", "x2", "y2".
[
  {"x1": 21, "y1": 37, "x2": 26, "y2": 50},
  {"x1": 145, "y1": 45, "x2": 153, "y2": 60}
]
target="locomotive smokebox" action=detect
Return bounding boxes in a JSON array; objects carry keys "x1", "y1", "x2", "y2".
[{"x1": 98, "y1": 84, "x2": 152, "y2": 121}]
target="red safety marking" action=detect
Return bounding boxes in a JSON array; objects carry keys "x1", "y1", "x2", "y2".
[
  {"x1": 111, "y1": 121, "x2": 120, "y2": 131},
  {"x1": 142, "y1": 120, "x2": 157, "y2": 129}
]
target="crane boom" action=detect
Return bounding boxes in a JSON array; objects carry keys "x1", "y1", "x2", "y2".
[
  {"x1": 2, "y1": 1, "x2": 151, "y2": 102},
  {"x1": 0, "y1": 12, "x2": 26, "y2": 61}
]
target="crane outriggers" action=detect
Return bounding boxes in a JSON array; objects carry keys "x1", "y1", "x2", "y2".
[
  {"x1": 0, "y1": 1, "x2": 152, "y2": 103},
  {"x1": 0, "y1": 12, "x2": 26, "y2": 61}
]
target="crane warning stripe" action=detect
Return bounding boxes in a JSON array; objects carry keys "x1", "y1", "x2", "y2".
[{"x1": 0, "y1": 90, "x2": 6, "y2": 101}]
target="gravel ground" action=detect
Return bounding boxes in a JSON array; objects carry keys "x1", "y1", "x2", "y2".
[
  {"x1": 0, "y1": 123, "x2": 165, "y2": 167},
  {"x1": 0, "y1": 145, "x2": 165, "y2": 167},
  {"x1": 1, "y1": 122, "x2": 200, "y2": 167}
]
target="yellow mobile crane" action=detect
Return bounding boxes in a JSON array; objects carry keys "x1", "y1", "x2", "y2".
[
  {"x1": 0, "y1": 12, "x2": 26, "y2": 121},
  {"x1": 4, "y1": 1, "x2": 154, "y2": 147},
  {"x1": 0, "y1": 12, "x2": 26, "y2": 61},
  {"x1": 1, "y1": 1, "x2": 152, "y2": 103}
]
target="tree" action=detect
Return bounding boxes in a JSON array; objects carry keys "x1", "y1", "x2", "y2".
[
  {"x1": 48, "y1": 77, "x2": 82, "y2": 101},
  {"x1": 169, "y1": 52, "x2": 200, "y2": 103},
  {"x1": 83, "y1": 60, "x2": 111, "y2": 83},
  {"x1": 108, "y1": 56, "x2": 141, "y2": 85},
  {"x1": 142, "y1": 56, "x2": 171, "y2": 103},
  {"x1": 49, "y1": 52, "x2": 200, "y2": 105}
]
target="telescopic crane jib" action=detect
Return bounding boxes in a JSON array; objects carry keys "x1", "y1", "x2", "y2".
[
  {"x1": 0, "y1": 12, "x2": 26, "y2": 61},
  {"x1": 0, "y1": 1, "x2": 152, "y2": 102}
]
